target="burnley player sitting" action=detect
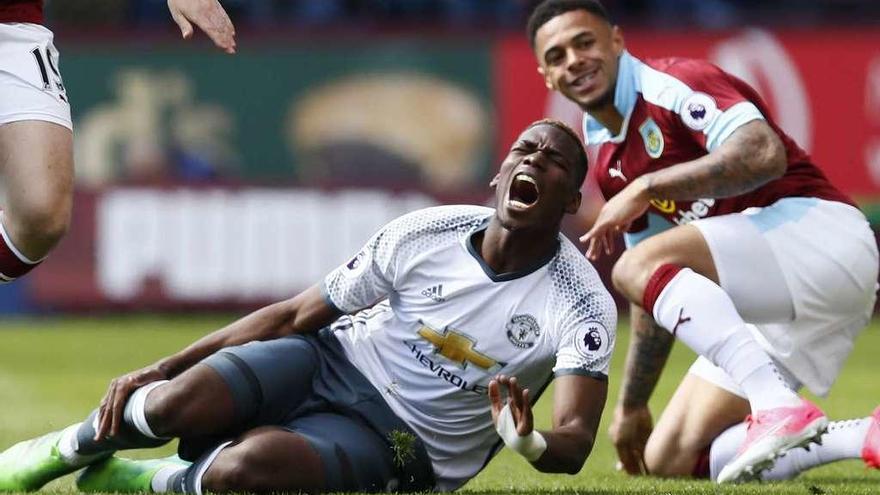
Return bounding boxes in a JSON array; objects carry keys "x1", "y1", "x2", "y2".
[
  {"x1": 0, "y1": 120, "x2": 616, "y2": 493},
  {"x1": 528, "y1": 0, "x2": 880, "y2": 484}
]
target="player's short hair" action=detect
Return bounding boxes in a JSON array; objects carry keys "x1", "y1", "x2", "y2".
[
  {"x1": 527, "y1": 0, "x2": 612, "y2": 50},
  {"x1": 526, "y1": 118, "x2": 588, "y2": 188}
]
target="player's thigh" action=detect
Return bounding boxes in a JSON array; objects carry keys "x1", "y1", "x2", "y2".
[
  {"x1": 692, "y1": 212, "x2": 794, "y2": 323},
  {"x1": 612, "y1": 224, "x2": 718, "y2": 301},
  {"x1": 645, "y1": 361, "x2": 749, "y2": 476},
  {"x1": 148, "y1": 335, "x2": 322, "y2": 437},
  {"x1": 0, "y1": 23, "x2": 73, "y2": 231},
  {"x1": 0, "y1": 121, "x2": 73, "y2": 229}
]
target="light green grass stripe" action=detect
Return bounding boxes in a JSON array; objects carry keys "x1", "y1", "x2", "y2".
[{"x1": 0, "y1": 315, "x2": 877, "y2": 494}]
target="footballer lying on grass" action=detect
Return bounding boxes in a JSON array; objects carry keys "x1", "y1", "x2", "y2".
[{"x1": 0, "y1": 119, "x2": 616, "y2": 494}]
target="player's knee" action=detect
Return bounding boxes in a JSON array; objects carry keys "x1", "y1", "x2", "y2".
[
  {"x1": 644, "y1": 428, "x2": 677, "y2": 476},
  {"x1": 612, "y1": 248, "x2": 669, "y2": 304},
  {"x1": 7, "y1": 194, "x2": 71, "y2": 251},
  {"x1": 611, "y1": 250, "x2": 647, "y2": 300},
  {"x1": 644, "y1": 439, "x2": 687, "y2": 477},
  {"x1": 203, "y1": 448, "x2": 253, "y2": 492},
  {"x1": 203, "y1": 444, "x2": 277, "y2": 492},
  {"x1": 644, "y1": 428, "x2": 706, "y2": 477}
]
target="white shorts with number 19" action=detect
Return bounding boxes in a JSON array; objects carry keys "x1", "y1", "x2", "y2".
[{"x1": 0, "y1": 22, "x2": 71, "y2": 129}]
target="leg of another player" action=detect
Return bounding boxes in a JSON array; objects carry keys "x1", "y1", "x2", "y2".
[
  {"x1": 612, "y1": 223, "x2": 826, "y2": 482},
  {"x1": 709, "y1": 406, "x2": 880, "y2": 481},
  {"x1": 0, "y1": 120, "x2": 73, "y2": 281},
  {"x1": 644, "y1": 373, "x2": 749, "y2": 477},
  {"x1": 611, "y1": 224, "x2": 801, "y2": 412}
]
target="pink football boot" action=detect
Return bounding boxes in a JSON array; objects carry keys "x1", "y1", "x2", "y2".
[{"x1": 717, "y1": 399, "x2": 827, "y2": 483}]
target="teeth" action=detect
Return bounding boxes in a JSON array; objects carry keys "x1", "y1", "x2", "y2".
[
  {"x1": 515, "y1": 173, "x2": 536, "y2": 185},
  {"x1": 508, "y1": 199, "x2": 530, "y2": 209},
  {"x1": 573, "y1": 71, "x2": 596, "y2": 86}
]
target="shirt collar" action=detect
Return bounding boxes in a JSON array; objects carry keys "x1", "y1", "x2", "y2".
[{"x1": 583, "y1": 50, "x2": 640, "y2": 145}]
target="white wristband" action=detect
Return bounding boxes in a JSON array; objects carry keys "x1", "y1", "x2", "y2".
[{"x1": 495, "y1": 403, "x2": 547, "y2": 462}]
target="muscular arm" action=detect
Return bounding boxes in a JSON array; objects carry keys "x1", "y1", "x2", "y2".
[
  {"x1": 640, "y1": 119, "x2": 787, "y2": 200},
  {"x1": 156, "y1": 284, "x2": 341, "y2": 378},
  {"x1": 581, "y1": 120, "x2": 787, "y2": 260},
  {"x1": 533, "y1": 375, "x2": 608, "y2": 474},
  {"x1": 618, "y1": 304, "x2": 674, "y2": 409}
]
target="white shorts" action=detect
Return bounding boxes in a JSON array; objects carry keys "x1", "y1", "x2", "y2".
[
  {"x1": 0, "y1": 23, "x2": 71, "y2": 129},
  {"x1": 692, "y1": 198, "x2": 878, "y2": 396}
]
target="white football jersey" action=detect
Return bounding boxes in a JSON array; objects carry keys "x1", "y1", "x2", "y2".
[{"x1": 322, "y1": 205, "x2": 617, "y2": 490}]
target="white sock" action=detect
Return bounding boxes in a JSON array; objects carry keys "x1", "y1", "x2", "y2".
[
  {"x1": 124, "y1": 380, "x2": 170, "y2": 439},
  {"x1": 710, "y1": 417, "x2": 872, "y2": 480},
  {"x1": 151, "y1": 464, "x2": 188, "y2": 493},
  {"x1": 653, "y1": 268, "x2": 801, "y2": 411}
]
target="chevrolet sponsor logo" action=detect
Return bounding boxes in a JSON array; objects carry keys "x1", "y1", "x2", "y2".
[{"x1": 417, "y1": 325, "x2": 504, "y2": 372}]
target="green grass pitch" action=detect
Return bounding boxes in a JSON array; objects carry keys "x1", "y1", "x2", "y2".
[{"x1": 0, "y1": 315, "x2": 877, "y2": 494}]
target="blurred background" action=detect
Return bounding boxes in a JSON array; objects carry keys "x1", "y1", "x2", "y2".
[{"x1": 5, "y1": 0, "x2": 880, "y2": 313}]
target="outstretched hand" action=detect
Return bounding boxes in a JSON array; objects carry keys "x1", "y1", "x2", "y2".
[
  {"x1": 95, "y1": 365, "x2": 168, "y2": 441},
  {"x1": 579, "y1": 178, "x2": 650, "y2": 260},
  {"x1": 167, "y1": 0, "x2": 236, "y2": 54},
  {"x1": 489, "y1": 374, "x2": 534, "y2": 437}
]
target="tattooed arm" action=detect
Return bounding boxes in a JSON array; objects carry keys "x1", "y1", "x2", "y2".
[
  {"x1": 607, "y1": 304, "x2": 674, "y2": 474},
  {"x1": 581, "y1": 119, "x2": 787, "y2": 259},
  {"x1": 640, "y1": 119, "x2": 787, "y2": 201},
  {"x1": 618, "y1": 304, "x2": 675, "y2": 409}
]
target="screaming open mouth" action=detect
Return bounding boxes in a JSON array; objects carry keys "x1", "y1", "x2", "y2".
[{"x1": 508, "y1": 173, "x2": 539, "y2": 209}]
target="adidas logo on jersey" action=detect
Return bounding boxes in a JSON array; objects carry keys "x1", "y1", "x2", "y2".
[{"x1": 421, "y1": 284, "x2": 445, "y2": 302}]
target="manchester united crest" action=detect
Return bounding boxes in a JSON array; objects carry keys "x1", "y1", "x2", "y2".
[{"x1": 506, "y1": 314, "x2": 541, "y2": 349}]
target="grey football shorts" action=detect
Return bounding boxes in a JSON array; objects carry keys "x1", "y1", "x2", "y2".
[{"x1": 185, "y1": 328, "x2": 435, "y2": 492}]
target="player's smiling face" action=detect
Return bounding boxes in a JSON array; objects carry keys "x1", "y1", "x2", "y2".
[
  {"x1": 534, "y1": 10, "x2": 624, "y2": 112},
  {"x1": 491, "y1": 124, "x2": 582, "y2": 229}
]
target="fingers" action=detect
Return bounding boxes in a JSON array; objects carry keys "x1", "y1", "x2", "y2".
[
  {"x1": 581, "y1": 221, "x2": 612, "y2": 260},
  {"x1": 109, "y1": 377, "x2": 132, "y2": 437},
  {"x1": 518, "y1": 388, "x2": 534, "y2": 435},
  {"x1": 603, "y1": 229, "x2": 615, "y2": 255},
  {"x1": 578, "y1": 225, "x2": 598, "y2": 245},
  {"x1": 586, "y1": 233, "x2": 605, "y2": 261},
  {"x1": 506, "y1": 377, "x2": 523, "y2": 416},
  {"x1": 169, "y1": 6, "x2": 194, "y2": 39},
  {"x1": 615, "y1": 444, "x2": 644, "y2": 475},
  {"x1": 95, "y1": 383, "x2": 115, "y2": 441},
  {"x1": 488, "y1": 378, "x2": 502, "y2": 420},
  {"x1": 169, "y1": 0, "x2": 236, "y2": 53},
  {"x1": 96, "y1": 377, "x2": 126, "y2": 441},
  {"x1": 192, "y1": 0, "x2": 237, "y2": 53}
]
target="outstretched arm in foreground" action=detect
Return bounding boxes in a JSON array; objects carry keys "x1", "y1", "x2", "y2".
[
  {"x1": 607, "y1": 303, "x2": 675, "y2": 474},
  {"x1": 489, "y1": 373, "x2": 608, "y2": 474},
  {"x1": 96, "y1": 284, "x2": 341, "y2": 439}
]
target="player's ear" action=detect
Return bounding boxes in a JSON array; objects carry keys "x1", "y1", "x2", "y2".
[
  {"x1": 564, "y1": 190, "x2": 582, "y2": 215},
  {"x1": 611, "y1": 25, "x2": 625, "y2": 57},
  {"x1": 538, "y1": 66, "x2": 554, "y2": 90},
  {"x1": 490, "y1": 173, "x2": 501, "y2": 188}
]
